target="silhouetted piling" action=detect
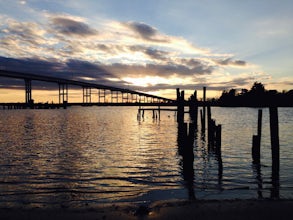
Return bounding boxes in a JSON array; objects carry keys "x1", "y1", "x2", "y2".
[
  {"x1": 252, "y1": 109, "x2": 262, "y2": 164},
  {"x1": 207, "y1": 105, "x2": 212, "y2": 144},
  {"x1": 188, "y1": 123, "x2": 195, "y2": 144},
  {"x1": 257, "y1": 109, "x2": 262, "y2": 139},
  {"x1": 177, "y1": 88, "x2": 185, "y2": 123},
  {"x1": 189, "y1": 90, "x2": 198, "y2": 128},
  {"x1": 270, "y1": 107, "x2": 279, "y2": 169},
  {"x1": 269, "y1": 107, "x2": 280, "y2": 198},
  {"x1": 177, "y1": 121, "x2": 196, "y2": 200},
  {"x1": 202, "y1": 87, "x2": 206, "y2": 131}
]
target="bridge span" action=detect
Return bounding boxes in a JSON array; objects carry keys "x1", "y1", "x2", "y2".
[{"x1": 0, "y1": 70, "x2": 175, "y2": 107}]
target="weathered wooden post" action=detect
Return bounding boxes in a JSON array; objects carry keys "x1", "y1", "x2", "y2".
[
  {"x1": 269, "y1": 107, "x2": 280, "y2": 198},
  {"x1": 270, "y1": 107, "x2": 279, "y2": 168},
  {"x1": 176, "y1": 88, "x2": 185, "y2": 123},
  {"x1": 252, "y1": 109, "x2": 262, "y2": 164},
  {"x1": 188, "y1": 123, "x2": 195, "y2": 145},
  {"x1": 207, "y1": 105, "x2": 212, "y2": 145},
  {"x1": 202, "y1": 87, "x2": 206, "y2": 131},
  {"x1": 257, "y1": 109, "x2": 262, "y2": 141},
  {"x1": 177, "y1": 121, "x2": 195, "y2": 200},
  {"x1": 189, "y1": 90, "x2": 198, "y2": 127},
  {"x1": 195, "y1": 90, "x2": 198, "y2": 130}
]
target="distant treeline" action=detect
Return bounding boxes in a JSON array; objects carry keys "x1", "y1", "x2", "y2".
[{"x1": 210, "y1": 82, "x2": 293, "y2": 107}]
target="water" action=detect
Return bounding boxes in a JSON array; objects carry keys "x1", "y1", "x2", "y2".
[{"x1": 0, "y1": 107, "x2": 292, "y2": 208}]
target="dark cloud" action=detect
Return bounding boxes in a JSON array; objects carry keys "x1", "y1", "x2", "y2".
[
  {"x1": 215, "y1": 58, "x2": 246, "y2": 66},
  {"x1": 127, "y1": 46, "x2": 169, "y2": 61},
  {"x1": 124, "y1": 21, "x2": 168, "y2": 42},
  {"x1": 50, "y1": 17, "x2": 98, "y2": 37},
  {"x1": 103, "y1": 61, "x2": 214, "y2": 79},
  {"x1": 130, "y1": 83, "x2": 229, "y2": 93},
  {"x1": 227, "y1": 76, "x2": 255, "y2": 87},
  {"x1": 144, "y1": 48, "x2": 168, "y2": 61},
  {"x1": 0, "y1": 56, "x2": 121, "y2": 90},
  {"x1": 181, "y1": 58, "x2": 203, "y2": 67}
]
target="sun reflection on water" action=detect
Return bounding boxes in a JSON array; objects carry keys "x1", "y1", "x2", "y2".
[{"x1": 0, "y1": 107, "x2": 292, "y2": 208}]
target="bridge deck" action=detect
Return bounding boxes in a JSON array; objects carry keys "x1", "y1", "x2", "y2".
[{"x1": 0, "y1": 70, "x2": 175, "y2": 104}]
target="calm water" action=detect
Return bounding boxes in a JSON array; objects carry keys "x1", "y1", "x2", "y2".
[{"x1": 0, "y1": 107, "x2": 292, "y2": 208}]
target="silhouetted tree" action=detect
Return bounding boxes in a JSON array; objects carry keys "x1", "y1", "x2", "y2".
[{"x1": 217, "y1": 82, "x2": 293, "y2": 107}]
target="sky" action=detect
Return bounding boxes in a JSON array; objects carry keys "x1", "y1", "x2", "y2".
[{"x1": 0, "y1": 0, "x2": 293, "y2": 102}]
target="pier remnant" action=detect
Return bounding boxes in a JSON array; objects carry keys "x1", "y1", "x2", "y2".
[
  {"x1": 177, "y1": 122, "x2": 196, "y2": 200},
  {"x1": 252, "y1": 109, "x2": 262, "y2": 164},
  {"x1": 189, "y1": 90, "x2": 198, "y2": 128},
  {"x1": 177, "y1": 88, "x2": 185, "y2": 123},
  {"x1": 202, "y1": 87, "x2": 206, "y2": 131},
  {"x1": 269, "y1": 107, "x2": 280, "y2": 198}
]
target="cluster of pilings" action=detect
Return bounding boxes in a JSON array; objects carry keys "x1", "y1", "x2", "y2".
[
  {"x1": 176, "y1": 86, "x2": 223, "y2": 200},
  {"x1": 137, "y1": 106, "x2": 161, "y2": 121},
  {"x1": 251, "y1": 107, "x2": 280, "y2": 166}
]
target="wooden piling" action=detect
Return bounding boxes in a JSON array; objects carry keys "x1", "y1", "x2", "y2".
[
  {"x1": 257, "y1": 109, "x2": 262, "y2": 140},
  {"x1": 252, "y1": 109, "x2": 262, "y2": 164},
  {"x1": 207, "y1": 105, "x2": 212, "y2": 144},
  {"x1": 252, "y1": 135, "x2": 260, "y2": 164},
  {"x1": 183, "y1": 122, "x2": 188, "y2": 140},
  {"x1": 188, "y1": 123, "x2": 195, "y2": 144},
  {"x1": 176, "y1": 88, "x2": 184, "y2": 123},
  {"x1": 202, "y1": 87, "x2": 206, "y2": 131},
  {"x1": 269, "y1": 106, "x2": 280, "y2": 198},
  {"x1": 270, "y1": 107, "x2": 279, "y2": 157}
]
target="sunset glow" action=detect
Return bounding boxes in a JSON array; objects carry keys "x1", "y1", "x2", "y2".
[{"x1": 0, "y1": 0, "x2": 292, "y2": 102}]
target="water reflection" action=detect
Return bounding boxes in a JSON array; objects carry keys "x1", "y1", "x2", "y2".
[
  {"x1": 271, "y1": 163, "x2": 280, "y2": 199},
  {"x1": 0, "y1": 107, "x2": 292, "y2": 208},
  {"x1": 252, "y1": 163, "x2": 263, "y2": 199},
  {"x1": 177, "y1": 122, "x2": 195, "y2": 200}
]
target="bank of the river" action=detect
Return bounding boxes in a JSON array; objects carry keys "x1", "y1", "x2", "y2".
[{"x1": 1, "y1": 199, "x2": 293, "y2": 220}]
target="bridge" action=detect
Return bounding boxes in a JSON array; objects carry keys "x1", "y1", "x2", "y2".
[{"x1": 0, "y1": 70, "x2": 175, "y2": 108}]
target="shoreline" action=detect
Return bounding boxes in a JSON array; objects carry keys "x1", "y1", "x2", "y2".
[{"x1": 1, "y1": 199, "x2": 293, "y2": 220}]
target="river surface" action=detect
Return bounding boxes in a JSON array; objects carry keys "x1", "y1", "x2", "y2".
[{"x1": 0, "y1": 107, "x2": 292, "y2": 208}]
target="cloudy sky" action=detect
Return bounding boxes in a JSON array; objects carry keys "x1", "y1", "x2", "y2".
[{"x1": 0, "y1": 0, "x2": 292, "y2": 102}]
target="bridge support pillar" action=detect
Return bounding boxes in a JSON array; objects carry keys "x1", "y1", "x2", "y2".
[
  {"x1": 24, "y1": 79, "x2": 32, "y2": 105},
  {"x1": 59, "y1": 83, "x2": 68, "y2": 105},
  {"x1": 111, "y1": 91, "x2": 118, "y2": 103},
  {"x1": 122, "y1": 92, "x2": 129, "y2": 103},
  {"x1": 83, "y1": 87, "x2": 91, "y2": 104},
  {"x1": 98, "y1": 89, "x2": 106, "y2": 103}
]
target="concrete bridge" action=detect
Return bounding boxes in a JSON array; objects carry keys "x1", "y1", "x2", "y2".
[{"x1": 0, "y1": 70, "x2": 175, "y2": 108}]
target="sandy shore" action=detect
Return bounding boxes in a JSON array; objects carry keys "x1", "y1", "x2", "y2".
[{"x1": 1, "y1": 199, "x2": 293, "y2": 220}]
